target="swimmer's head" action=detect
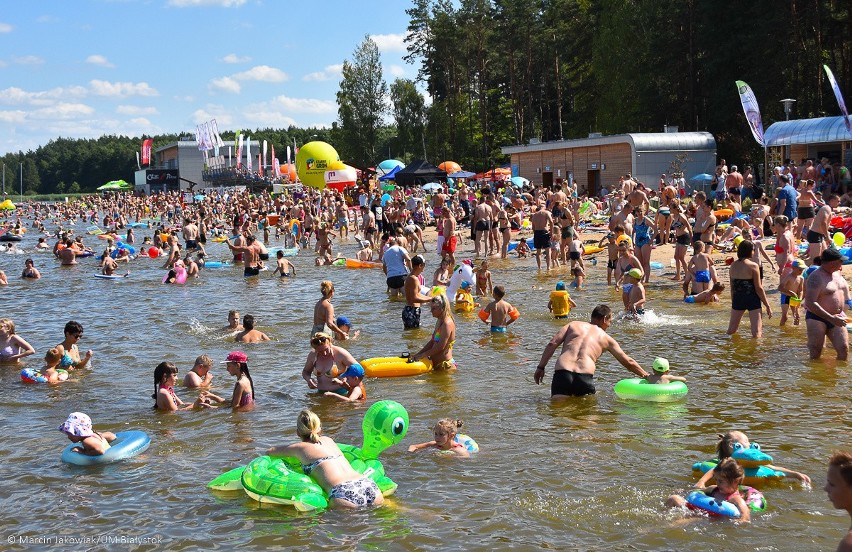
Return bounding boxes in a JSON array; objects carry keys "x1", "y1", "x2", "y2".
[
  {"x1": 58, "y1": 412, "x2": 93, "y2": 438},
  {"x1": 717, "y1": 431, "x2": 750, "y2": 459},
  {"x1": 627, "y1": 268, "x2": 643, "y2": 280},
  {"x1": 434, "y1": 418, "x2": 463, "y2": 439},
  {"x1": 336, "y1": 316, "x2": 351, "y2": 331},
  {"x1": 493, "y1": 285, "x2": 505, "y2": 299},
  {"x1": 714, "y1": 457, "x2": 745, "y2": 486},
  {"x1": 555, "y1": 281, "x2": 566, "y2": 291},
  {"x1": 276, "y1": 250, "x2": 284, "y2": 258},
  {"x1": 460, "y1": 280, "x2": 471, "y2": 290},
  {"x1": 711, "y1": 282, "x2": 726, "y2": 293},
  {"x1": 297, "y1": 409, "x2": 322, "y2": 444},
  {"x1": 339, "y1": 363, "x2": 364, "y2": 381},
  {"x1": 652, "y1": 357, "x2": 670, "y2": 373},
  {"x1": 45, "y1": 347, "x2": 62, "y2": 365}
]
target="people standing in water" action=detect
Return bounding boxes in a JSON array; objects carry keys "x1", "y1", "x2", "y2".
[
  {"x1": 533, "y1": 304, "x2": 649, "y2": 398},
  {"x1": 479, "y1": 286, "x2": 519, "y2": 333},
  {"x1": 55, "y1": 320, "x2": 93, "y2": 370},
  {"x1": 222, "y1": 310, "x2": 243, "y2": 332},
  {"x1": 0, "y1": 318, "x2": 36, "y2": 364},
  {"x1": 402, "y1": 255, "x2": 434, "y2": 330},
  {"x1": 266, "y1": 410, "x2": 383, "y2": 508},
  {"x1": 410, "y1": 293, "x2": 456, "y2": 370},
  {"x1": 152, "y1": 362, "x2": 207, "y2": 411},
  {"x1": 726, "y1": 240, "x2": 772, "y2": 338},
  {"x1": 803, "y1": 248, "x2": 850, "y2": 360},
  {"x1": 184, "y1": 355, "x2": 214, "y2": 388},
  {"x1": 313, "y1": 280, "x2": 348, "y2": 341}
]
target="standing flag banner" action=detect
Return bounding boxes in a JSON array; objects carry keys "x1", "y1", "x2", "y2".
[
  {"x1": 237, "y1": 134, "x2": 244, "y2": 169},
  {"x1": 211, "y1": 120, "x2": 225, "y2": 148},
  {"x1": 246, "y1": 137, "x2": 253, "y2": 172},
  {"x1": 735, "y1": 80, "x2": 765, "y2": 146},
  {"x1": 141, "y1": 139, "x2": 153, "y2": 166},
  {"x1": 272, "y1": 144, "x2": 279, "y2": 176},
  {"x1": 136, "y1": 151, "x2": 141, "y2": 170},
  {"x1": 823, "y1": 65, "x2": 852, "y2": 133},
  {"x1": 286, "y1": 145, "x2": 291, "y2": 166},
  {"x1": 262, "y1": 140, "x2": 268, "y2": 177}
]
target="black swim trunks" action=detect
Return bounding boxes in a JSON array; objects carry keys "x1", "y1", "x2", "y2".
[
  {"x1": 259, "y1": 252, "x2": 270, "y2": 261},
  {"x1": 533, "y1": 230, "x2": 551, "y2": 250},
  {"x1": 475, "y1": 220, "x2": 490, "y2": 232},
  {"x1": 569, "y1": 251, "x2": 581, "y2": 261},
  {"x1": 244, "y1": 266, "x2": 260, "y2": 277},
  {"x1": 805, "y1": 309, "x2": 837, "y2": 330},
  {"x1": 676, "y1": 233, "x2": 690, "y2": 246},
  {"x1": 607, "y1": 259, "x2": 617, "y2": 270},
  {"x1": 551, "y1": 370, "x2": 596, "y2": 396},
  {"x1": 806, "y1": 230, "x2": 825, "y2": 244},
  {"x1": 185, "y1": 239, "x2": 198, "y2": 249},
  {"x1": 402, "y1": 305, "x2": 421, "y2": 329},
  {"x1": 386, "y1": 275, "x2": 406, "y2": 290}
]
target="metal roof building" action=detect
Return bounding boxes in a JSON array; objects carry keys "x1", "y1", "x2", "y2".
[{"x1": 764, "y1": 115, "x2": 852, "y2": 169}]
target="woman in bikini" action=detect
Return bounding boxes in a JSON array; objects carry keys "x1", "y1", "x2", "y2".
[
  {"x1": 670, "y1": 201, "x2": 692, "y2": 281},
  {"x1": 0, "y1": 318, "x2": 36, "y2": 364},
  {"x1": 772, "y1": 215, "x2": 795, "y2": 273},
  {"x1": 411, "y1": 293, "x2": 456, "y2": 370},
  {"x1": 557, "y1": 204, "x2": 577, "y2": 265},
  {"x1": 796, "y1": 179, "x2": 818, "y2": 239},
  {"x1": 497, "y1": 204, "x2": 512, "y2": 259},
  {"x1": 267, "y1": 410, "x2": 383, "y2": 508},
  {"x1": 301, "y1": 332, "x2": 362, "y2": 394},
  {"x1": 54, "y1": 320, "x2": 92, "y2": 370}
]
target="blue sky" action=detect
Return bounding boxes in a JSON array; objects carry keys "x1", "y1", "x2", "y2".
[{"x1": 0, "y1": 0, "x2": 414, "y2": 155}]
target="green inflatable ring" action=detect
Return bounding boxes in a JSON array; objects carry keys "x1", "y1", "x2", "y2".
[{"x1": 613, "y1": 378, "x2": 688, "y2": 402}]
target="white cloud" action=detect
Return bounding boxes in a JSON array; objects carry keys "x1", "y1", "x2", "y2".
[
  {"x1": 0, "y1": 22, "x2": 12, "y2": 33},
  {"x1": 388, "y1": 65, "x2": 406, "y2": 78},
  {"x1": 222, "y1": 53, "x2": 250, "y2": 64},
  {"x1": 241, "y1": 109, "x2": 298, "y2": 128},
  {"x1": 89, "y1": 80, "x2": 159, "y2": 98},
  {"x1": 209, "y1": 76, "x2": 240, "y2": 94},
  {"x1": 30, "y1": 103, "x2": 95, "y2": 120},
  {"x1": 173, "y1": 95, "x2": 195, "y2": 102},
  {"x1": 128, "y1": 117, "x2": 152, "y2": 127},
  {"x1": 116, "y1": 105, "x2": 158, "y2": 116},
  {"x1": 168, "y1": 0, "x2": 246, "y2": 7},
  {"x1": 0, "y1": 110, "x2": 27, "y2": 124},
  {"x1": 266, "y1": 95, "x2": 337, "y2": 114},
  {"x1": 370, "y1": 32, "x2": 408, "y2": 53},
  {"x1": 0, "y1": 86, "x2": 88, "y2": 106},
  {"x1": 191, "y1": 108, "x2": 233, "y2": 126},
  {"x1": 86, "y1": 54, "x2": 114, "y2": 68},
  {"x1": 303, "y1": 64, "x2": 343, "y2": 82},
  {"x1": 232, "y1": 65, "x2": 288, "y2": 82},
  {"x1": 13, "y1": 55, "x2": 45, "y2": 65}
]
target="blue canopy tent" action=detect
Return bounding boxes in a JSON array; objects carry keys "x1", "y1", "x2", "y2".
[{"x1": 378, "y1": 165, "x2": 401, "y2": 181}]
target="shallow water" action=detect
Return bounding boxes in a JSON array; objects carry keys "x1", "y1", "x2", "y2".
[{"x1": 0, "y1": 225, "x2": 849, "y2": 551}]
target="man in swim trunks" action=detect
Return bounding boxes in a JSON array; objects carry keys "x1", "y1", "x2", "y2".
[
  {"x1": 807, "y1": 194, "x2": 839, "y2": 264},
  {"x1": 182, "y1": 218, "x2": 199, "y2": 251},
  {"x1": 533, "y1": 304, "x2": 650, "y2": 398},
  {"x1": 803, "y1": 248, "x2": 850, "y2": 360},
  {"x1": 531, "y1": 203, "x2": 555, "y2": 271},
  {"x1": 226, "y1": 234, "x2": 262, "y2": 277},
  {"x1": 382, "y1": 237, "x2": 411, "y2": 298},
  {"x1": 472, "y1": 196, "x2": 493, "y2": 257}
]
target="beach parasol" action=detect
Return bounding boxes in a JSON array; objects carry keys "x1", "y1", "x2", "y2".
[
  {"x1": 422, "y1": 182, "x2": 443, "y2": 192},
  {"x1": 448, "y1": 170, "x2": 476, "y2": 179},
  {"x1": 510, "y1": 176, "x2": 530, "y2": 188},
  {"x1": 689, "y1": 173, "x2": 714, "y2": 182}
]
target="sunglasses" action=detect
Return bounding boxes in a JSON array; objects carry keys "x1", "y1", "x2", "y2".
[{"x1": 311, "y1": 337, "x2": 328, "y2": 346}]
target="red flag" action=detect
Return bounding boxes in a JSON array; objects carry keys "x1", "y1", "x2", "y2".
[{"x1": 141, "y1": 139, "x2": 153, "y2": 165}]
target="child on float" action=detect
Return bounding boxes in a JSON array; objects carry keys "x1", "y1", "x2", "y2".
[
  {"x1": 779, "y1": 259, "x2": 806, "y2": 326},
  {"x1": 152, "y1": 362, "x2": 208, "y2": 411},
  {"x1": 644, "y1": 357, "x2": 686, "y2": 384},
  {"x1": 695, "y1": 431, "x2": 811, "y2": 487},
  {"x1": 323, "y1": 364, "x2": 366, "y2": 402},
  {"x1": 667, "y1": 458, "x2": 751, "y2": 522},
  {"x1": 547, "y1": 281, "x2": 577, "y2": 319},
  {"x1": 58, "y1": 412, "x2": 116, "y2": 456},
  {"x1": 272, "y1": 250, "x2": 296, "y2": 277},
  {"x1": 202, "y1": 351, "x2": 255, "y2": 409},
  {"x1": 515, "y1": 238, "x2": 530, "y2": 258},
  {"x1": 571, "y1": 266, "x2": 585, "y2": 290},
  {"x1": 184, "y1": 354, "x2": 214, "y2": 388},
  {"x1": 475, "y1": 260, "x2": 492, "y2": 296},
  {"x1": 407, "y1": 418, "x2": 470, "y2": 458},
  {"x1": 41, "y1": 347, "x2": 66, "y2": 384},
  {"x1": 622, "y1": 268, "x2": 646, "y2": 315},
  {"x1": 684, "y1": 282, "x2": 725, "y2": 304},
  {"x1": 479, "y1": 285, "x2": 519, "y2": 333}
]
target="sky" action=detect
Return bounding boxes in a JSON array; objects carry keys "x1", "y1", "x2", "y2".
[{"x1": 0, "y1": 0, "x2": 414, "y2": 155}]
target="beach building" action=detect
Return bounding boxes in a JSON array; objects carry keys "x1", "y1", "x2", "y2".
[
  {"x1": 134, "y1": 138, "x2": 260, "y2": 194},
  {"x1": 501, "y1": 129, "x2": 716, "y2": 196},
  {"x1": 764, "y1": 115, "x2": 852, "y2": 168}
]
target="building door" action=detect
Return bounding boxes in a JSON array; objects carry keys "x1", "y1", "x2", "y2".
[
  {"x1": 542, "y1": 171, "x2": 554, "y2": 188},
  {"x1": 587, "y1": 170, "x2": 600, "y2": 197}
]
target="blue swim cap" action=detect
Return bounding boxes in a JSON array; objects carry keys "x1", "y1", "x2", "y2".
[
  {"x1": 555, "y1": 281, "x2": 566, "y2": 291},
  {"x1": 684, "y1": 295, "x2": 696, "y2": 303},
  {"x1": 336, "y1": 316, "x2": 351, "y2": 327},
  {"x1": 340, "y1": 363, "x2": 364, "y2": 379}
]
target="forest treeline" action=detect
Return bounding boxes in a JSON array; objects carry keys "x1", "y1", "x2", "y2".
[{"x1": 3, "y1": 0, "x2": 849, "y2": 194}]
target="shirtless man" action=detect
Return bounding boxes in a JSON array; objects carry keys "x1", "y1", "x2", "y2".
[
  {"x1": 360, "y1": 205, "x2": 376, "y2": 247},
  {"x1": 807, "y1": 194, "x2": 839, "y2": 264},
  {"x1": 533, "y1": 304, "x2": 650, "y2": 398},
  {"x1": 402, "y1": 255, "x2": 434, "y2": 330},
  {"x1": 440, "y1": 206, "x2": 457, "y2": 266},
  {"x1": 531, "y1": 203, "x2": 555, "y2": 271},
  {"x1": 803, "y1": 248, "x2": 850, "y2": 360},
  {"x1": 58, "y1": 240, "x2": 77, "y2": 266},
  {"x1": 234, "y1": 314, "x2": 271, "y2": 343},
  {"x1": 485, "y1": 192, "x2": 501, "y2": 255},
  {"x1": 226, "y1": 234, "x2": 262, "y2": 277},
  {"x1": 101, "y1": 254, "x2": 118, "y2": 276},
  {"x1": 182, "y1": 218, "x2": 200, "y2": 251},
  {"x1": 472, "y1": 196, "x2": 494, "y2": 257},
  {"x1": 625, "y1": 184, "x2": 650, "y2": 213}
]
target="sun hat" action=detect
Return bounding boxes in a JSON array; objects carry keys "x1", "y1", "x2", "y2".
[
  {"x1": 221, "y1": 351, "x2": 248, "y2": 364},
  {"x1": 652, "y1": 357, "x2": 670, "y2": 373},
  {"x1": 58, "y1": 412, "x2": 93, "y2": 437},
  {"x1": 627, "y1": 268, "x2": 643, "y2": 279}
]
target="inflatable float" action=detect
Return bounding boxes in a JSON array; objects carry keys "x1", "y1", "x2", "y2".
[
  {"x1": 61, "y1": 430, "x2": 151, "y2": 465},
  {"x1": 454, "y1": 433, "x2": 479, "y2": 453},
  {"x1": 446, "y1": 261, "x2": 476, "y2": 301},
  {"x1": 686, "y1": 486, "x2": 766, "y2": 518},
  {"x1": 361, "y1": 356, "x2": 432, "y2": 378},
  {"x1": 203, "y1": 261, "x2": 231, "y2": 268},
  {"x1": 21, "y1": 368, "x2": 68, "y2": 383},
  {"x1": 613, "y1": 378, "x2": 688, "y2": 402},
  {"x1": 692, "y1": 443, "x2": 784, "y2": 485},
  {"x1": 208, "y1": 400, "x2": 408, "y2": 511},
  {"x1": 0, "y1": 234, "x2": 22, "y2": 242},
  {"x1": 267, "y1": 247, "x2": 299, "y2": 257},
  {"x1": 93, "y1": 273, "x2": 129, "y2": 280},
  {"x1": 583, "y1": 245, "x2": 605, "y2": 255}
]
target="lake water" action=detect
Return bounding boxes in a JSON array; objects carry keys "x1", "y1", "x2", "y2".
[{"x1": 0, "y1": 223, "x2": 848, "y2": 551}]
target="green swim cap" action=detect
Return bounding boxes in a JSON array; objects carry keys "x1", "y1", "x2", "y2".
[{"x1": 652, "y1": 357, "x2": 670, "y2": 373}]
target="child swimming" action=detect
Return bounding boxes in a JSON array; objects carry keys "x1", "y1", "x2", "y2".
[
  {"x1": 41, "y1": 347, "x2": 67, "y2": 384},
  {"x1": 696, "y1": 431, "x2": 811, "y2": 487},
  {"x1": 407, "y1": 418, "x2": 471, "y2": 458},
  {"x1": 684, "y1": 282, "x2": 725, "y2": 304},
  {"x1": 643, "y1": 357, "x2": 686, "y2": 384},
  {"x1": 58, "y1": 412, "x2": 116, "y2": 456},
  {"x1": 667, "y1": 458, "x2": 752, "y2": 522}
]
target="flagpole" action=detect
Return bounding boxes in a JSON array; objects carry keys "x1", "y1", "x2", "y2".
[{"x1": 763, "y1": 145, "x2": 769, "y2": 197}]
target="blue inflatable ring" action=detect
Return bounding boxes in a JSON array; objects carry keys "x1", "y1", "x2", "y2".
[{"x1": 61, "y1": 430, "x2": 151, "y2": 465}]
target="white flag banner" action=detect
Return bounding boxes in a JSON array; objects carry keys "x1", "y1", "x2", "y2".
[
  {"x1": 824, "y1": 65, "x2": 852, "y2": 133},
  {"x1": 246, "y1": 137, "x2": 253, "y2": 172},
  {"x1": 735, "y1": 80, "x2": 765, "y2": 146},
  {"x1": 211, "y1": 119, "x2": 226, "y2": 148}
]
